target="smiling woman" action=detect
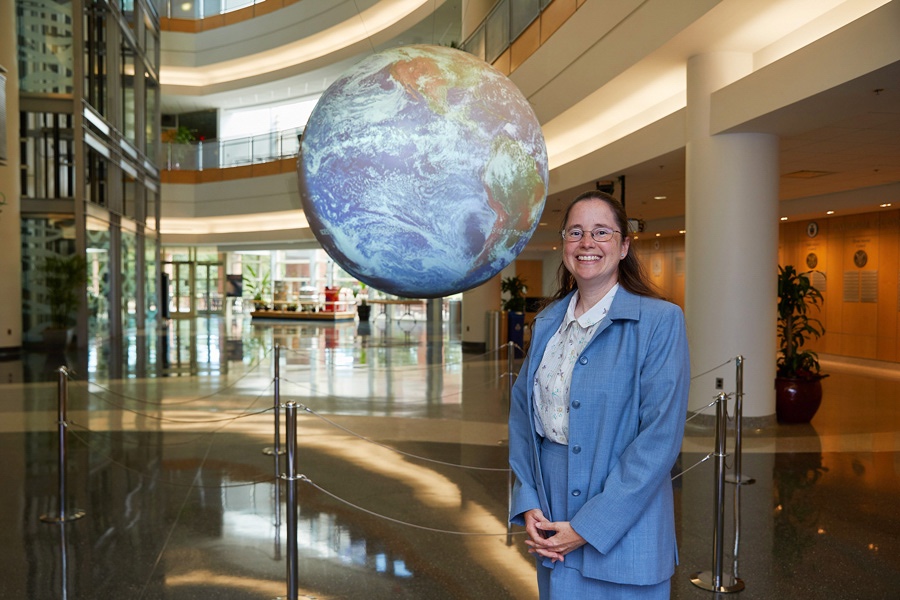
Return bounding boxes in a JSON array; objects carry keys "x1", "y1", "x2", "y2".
[{"x1": 509, "y1": 190, "x2": 689, "y2": 599}]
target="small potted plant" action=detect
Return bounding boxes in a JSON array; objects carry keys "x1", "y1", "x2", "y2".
[
  {"x1": 776, "y1": 265, "x2": 828, "y2": 423},
  {"x1": 243, "y1": 265, "x2": 271, "y2": 312},
  {"x1": 355, "y1": 283, "x2": 371, "y2": 321},
  {"x1": 502, "y1": 275, "x2": 528, "y2": 357}
]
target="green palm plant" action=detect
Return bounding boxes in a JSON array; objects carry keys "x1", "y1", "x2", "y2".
[
  {"x1": 501, "y1": 276, "x2": 527, "y2": 312},
  {"x1": 776, "y1": 265, "x2": 825, "y2": 379}
]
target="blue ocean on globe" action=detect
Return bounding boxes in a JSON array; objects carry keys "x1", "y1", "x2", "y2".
[{"x1": 298, "y1": 44, "x2": 548, "y2": 298}]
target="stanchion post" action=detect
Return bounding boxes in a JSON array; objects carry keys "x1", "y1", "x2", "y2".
[
  {"x1": 690, "y1": 393, "x2": 744, "y2": 593},
  {"x1": 505, "y1": 341, "x2": 516, "y2": 545},
  {"x1": 41, "y1": 367, "x2": 85, "y2": 524},
  {"x1": 276, "y1": 401, "x2": 299, "y2": 600},
  {"x1": 264, "y1": 344, "x2": 286, "y2": 458},
  {"x1": 726, "y1": 355, "x2": 754, "y2": 486}
]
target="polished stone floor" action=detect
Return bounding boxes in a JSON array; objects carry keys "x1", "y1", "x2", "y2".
[{"x1": 1, "y1": 316, "x2": 899, "y2": 599}]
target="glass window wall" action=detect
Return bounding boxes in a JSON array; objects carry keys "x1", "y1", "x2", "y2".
[
  {"x1": 17, "y1": 0, "x2": 75, "y2": 94},
  {"x1": 86, "y1": 216, "x2": 111, "y2": 340},
  {"x1": 20, "y1": 216, "x2": 78, "y2": 343}
]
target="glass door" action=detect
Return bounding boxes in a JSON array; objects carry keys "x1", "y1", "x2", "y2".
[
  {"x1": 195, "y1": 262, "x2": 224, "y2": 314},
  {"x1": 165, "y1": 261, "x2": 194, "y2": 318}
]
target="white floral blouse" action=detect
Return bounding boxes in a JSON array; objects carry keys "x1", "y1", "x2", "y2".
[{"x1": 533, "y1": 285, "x2": 619, "y2": 444}]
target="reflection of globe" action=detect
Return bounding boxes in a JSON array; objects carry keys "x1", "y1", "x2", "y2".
[{"x1": 298, "y1": 44, "x2": 548, "y2": 298}]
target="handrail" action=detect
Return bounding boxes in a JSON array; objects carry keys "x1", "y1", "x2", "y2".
[{"x1": 163, "y1": 127, "x2": 303, "y2": 171}]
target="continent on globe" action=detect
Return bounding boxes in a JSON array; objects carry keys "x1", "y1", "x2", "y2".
[{"x1": 298, "y1": 44, "x2": 548, "y2": 298}]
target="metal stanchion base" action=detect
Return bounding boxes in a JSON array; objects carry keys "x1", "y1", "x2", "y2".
[
  {"x1": 725, "y1": 474, "x2": 756, "y2": 485},
  {"x1": 690, "y1": 571, "x2": 745, "y2": 593},
  {"x1": 262, "y1": 447, "x2": 286, "y2": 456},
  {"x1": 40, "y1": 509, "x2": 86, "y2": 523}
]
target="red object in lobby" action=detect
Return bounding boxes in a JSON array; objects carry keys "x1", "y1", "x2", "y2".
[
  {"x1": 324, "y1": 287, "x2": 339, "y2": 312},
  {"x1": 775, "y1": 377, "x2": 823, "y2": 423}
]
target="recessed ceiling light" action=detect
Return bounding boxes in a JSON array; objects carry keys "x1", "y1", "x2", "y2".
[
  {"x1": 679, "y1": 230, "x2": 686, "y2": 234},
  {"x1": 826, "y1": 210, "x2": 835, "y2": 215},
  {"x1": 780, "y1": 217, "x2": 788, "y2": 221},
  {"x1": 655, "y1": 233, "x2": 661, "y2": 237},
  {"x1": 880, "y1": 203, "x2": 892, "y2": 208},
  {"x1": 654, "y1": 196, "x2": 667, "y2": 200}
]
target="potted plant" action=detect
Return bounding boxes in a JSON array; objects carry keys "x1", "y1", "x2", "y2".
[
  {"x1": 243, "y1": 265, "x2": 271, "y2": 311},
  {"x1": 354, "y1": 283, "x2": 371, "y2": 321},
  {"x1": 776, "y1": 265, "x2": 828, "y2": 423},
  {"x1": 40, "y1": 254, "x2": 87, "y2": 349},
  {"x1": 502, "y1": 275, "x2": 528, "y2": 357}
]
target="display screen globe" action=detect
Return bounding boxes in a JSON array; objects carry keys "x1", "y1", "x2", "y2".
[{"x1": 298, "y1": 44, "x2": 548, "y2": 298}]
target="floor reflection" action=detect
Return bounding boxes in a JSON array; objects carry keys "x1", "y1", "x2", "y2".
[{"x1": 3, "y1": 318, "x2": 900, "y2": 598}]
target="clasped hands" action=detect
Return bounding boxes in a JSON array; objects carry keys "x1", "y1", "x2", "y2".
[{"x1": 523, "y1": 508, "x2": 586, "y2": 562}]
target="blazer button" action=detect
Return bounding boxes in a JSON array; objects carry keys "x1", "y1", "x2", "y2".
[
  {"x1": 571, "y1": 400, "x2": 581, "y2": 409},
  {"x1": 579, "y1": 356, "x2": 588, "y2": 365},
  {"x1": 571, "y1": 489, "x2": 581, "y2": 497},
  {"x1": 572, "y1": 445, "x2": 581, "y2": 454}
]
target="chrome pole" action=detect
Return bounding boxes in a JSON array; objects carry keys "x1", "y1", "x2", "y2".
[
  {"x1": 264, "y1": 345, "x2": 285, "y2": 457},
  {"x1": 41, "y1": 367, "x2": 85, "y2": 523},
  {"x1": 691, "y1": 393, "x2": 744, "y2": 593},
  {"x1": 726, "y1": 356, "x2": 755, "y2": 486},
  {"x1": 282, "y1": 401, "x2": 299, "y2": 600}
]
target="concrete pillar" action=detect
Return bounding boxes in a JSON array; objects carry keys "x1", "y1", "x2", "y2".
[
  {"x1": 0, "y1": 0, "x2": 23, "y2": 354},
  {"x1": 685, "y1": 53, "x2": 779, "y2": 418},
  {"x1": 461, "y1": 274, "x2": 501, "y2": 353}
]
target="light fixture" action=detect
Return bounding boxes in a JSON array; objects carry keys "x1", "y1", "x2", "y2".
[
  {"x1": 780, "y1": 216, "x2": 788, "y2": 221},
  {"x1": 679, "y1": 230, "x2": 686, "y2": 235},
  {"x1": 826, "y1": 210, "x2": 835, "y2": 215},
  {"x1": 880, "y1": 203, "x2": 892, "y2": 208},
  {"x1": 655, "y1": 233, "x2": 661, "y2": 237},
  {"x1": 654, "y1": 196, "x2": 667, "y2": 200}
]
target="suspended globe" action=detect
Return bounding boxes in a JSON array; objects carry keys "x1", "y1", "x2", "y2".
[{"x1": 298, "y1": 44, "x2": 548, "y2": 298}]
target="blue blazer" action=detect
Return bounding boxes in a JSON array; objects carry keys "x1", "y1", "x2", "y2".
[{"x1": 508, "y1": 288, "x2": 690, "y2": 585}]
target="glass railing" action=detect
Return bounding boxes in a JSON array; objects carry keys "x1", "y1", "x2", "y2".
[
  {"x1": 163, "y1": 127, "x2": 303, "y2": 171},
  {"x1": 462, "y1": 0, "x2": 554, "y2": 64}
]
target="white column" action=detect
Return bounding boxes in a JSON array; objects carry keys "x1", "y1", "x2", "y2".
[
  {"x1": 685, "y1": 53, "x2": 779, "y2": 418},
  {"x1": 461, "y1": 274, "x2": 501, "y2": 353},
  {"x1": 0, "y1": 0, "x2": 23, "y2": 353}
]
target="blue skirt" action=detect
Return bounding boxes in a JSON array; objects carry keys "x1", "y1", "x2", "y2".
[{"x1": 537, "y1": 438, "x2": 670, "y2": 600}]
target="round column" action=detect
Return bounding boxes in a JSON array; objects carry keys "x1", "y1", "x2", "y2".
[
  {"x1": 461, "y1": 275, "x2": 501, "y2": 354},
  {"x1": 685, "y1": 53, "x2": 779, "y2": 418},
  {"x1": 0, "y1": 0, "x2": 23, "y2": 354}
]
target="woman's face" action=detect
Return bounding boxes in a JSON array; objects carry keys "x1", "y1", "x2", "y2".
[{"x1": 562, "y1": 198, "x2": 629, "y2": 294}]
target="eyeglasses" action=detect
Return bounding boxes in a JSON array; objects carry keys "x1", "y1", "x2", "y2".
[{"x1": 561, "y1": 227, "x2": 621, "y2": 243}]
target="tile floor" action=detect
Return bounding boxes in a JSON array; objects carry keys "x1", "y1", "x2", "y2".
[{"x1": 1, "y1": 316, "x2": 898, "y2": 599}]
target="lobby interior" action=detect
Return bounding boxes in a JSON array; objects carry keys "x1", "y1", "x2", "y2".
[
  {"x1": 3, "y1": 0, "x2": 900, "y2": 598},
  {"x1": 1, "y1": 316, "x2": 900, "y2": 599}
]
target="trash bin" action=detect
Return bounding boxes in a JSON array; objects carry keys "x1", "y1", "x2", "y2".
[
  {"x1": 507, "y1": 311, "x2": 525, "y2": 358},
  {"x1": 448, "y1": 300, "x2": 461, "y2": 339}
]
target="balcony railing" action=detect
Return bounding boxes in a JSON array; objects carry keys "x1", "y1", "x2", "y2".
[{"x1": 163, "y1": 127, "x2": 303, "y2": 171}]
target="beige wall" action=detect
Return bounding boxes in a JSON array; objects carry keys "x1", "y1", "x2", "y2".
[{"x1": 632, "y1": 207, "x2": 900, "y2": 364}]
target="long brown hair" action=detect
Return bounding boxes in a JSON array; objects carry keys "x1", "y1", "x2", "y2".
[{"x1": 546, "y1": 190, "x2": 662, "y2": 304}]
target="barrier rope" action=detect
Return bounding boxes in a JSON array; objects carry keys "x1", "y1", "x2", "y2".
[
  {"x1": 297, "y1": 474, "x2": 526, "y2": 537},
  {"x1": 66, "y1": 428, "x2": 279, "y2": 489},
  {"x1": 79, "y1": 380, "x2": 275, "y2": 425},
  {"x1": 295, "y1": 403, "x2": 509, "y2": 472},
  {"x1": 690, "y1": 357, "x2": 736, "y2": 381},
  {"x1": 68, "y1": 347, "x2": 271, "y2": 407},
  {"x1": 280, "y1": 342, "x2": 516, "y2": 373},
  {"x1": 278, "y1": 372, "x2": 508, "y2": 403}
]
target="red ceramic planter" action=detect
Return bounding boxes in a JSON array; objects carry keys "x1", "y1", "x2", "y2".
[{"x1": 775, "y1": 377, "x2": 823, "y2": 423}]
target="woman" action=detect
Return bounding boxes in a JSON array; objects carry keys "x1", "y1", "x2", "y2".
[{"x1": 508, "y1": 191, "x2": 690, "y2": 599}]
